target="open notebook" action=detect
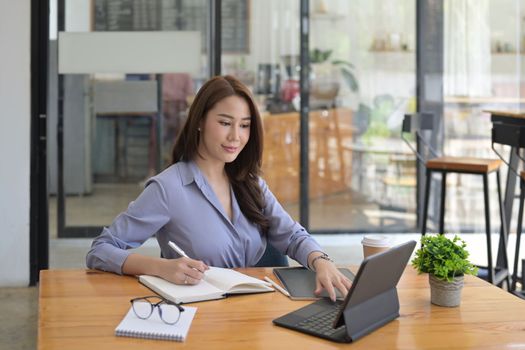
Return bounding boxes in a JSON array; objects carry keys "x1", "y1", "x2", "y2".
[
  {"x1": 139, "y1": 267, "x2": 274, "y2": 304},
  {"x1": 115, "y1": 305, "x2": 197, "y2": 342}
]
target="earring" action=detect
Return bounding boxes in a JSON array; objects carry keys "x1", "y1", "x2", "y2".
[{"x1": 198, "y1": 127, "x2": 201, "y2": 131}]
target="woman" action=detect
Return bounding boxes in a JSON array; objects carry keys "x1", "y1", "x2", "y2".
[{"x1": 86, "y1": 75, "x2": 352, "y2": 301}]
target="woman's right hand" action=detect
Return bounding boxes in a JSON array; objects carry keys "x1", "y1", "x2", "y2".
[{"x1": 158, "y1": 257, "x2": 209, "y2": 285}]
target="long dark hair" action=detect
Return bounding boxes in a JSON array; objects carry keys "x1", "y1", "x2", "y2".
[{"x1": 172, "y1": 75, "x2": 269, "y2": 233}]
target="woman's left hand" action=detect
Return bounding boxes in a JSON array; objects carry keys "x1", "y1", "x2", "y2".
[{"x1": 311, "y1": 256, "x2": 353, "y2": 302}]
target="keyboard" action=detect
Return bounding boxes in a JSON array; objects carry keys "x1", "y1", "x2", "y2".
[{"x1": 294, "y1": 301, "x2": 346, "y2": 337}]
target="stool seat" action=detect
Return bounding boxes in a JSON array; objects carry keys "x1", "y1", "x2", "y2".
[{"x1": 426, "y1": 156, "x2": 502, "y2": 173}]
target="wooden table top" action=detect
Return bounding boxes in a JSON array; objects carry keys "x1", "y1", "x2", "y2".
[
  {"x1": 485, "y1": 109, "x2": 525, "y2": 118},
  {"x1": 38, "y1": 267, "x2": 525, "y2": 350}
]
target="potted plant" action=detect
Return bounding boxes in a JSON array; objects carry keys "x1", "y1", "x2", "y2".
[
  {"x1": 310, "y1": 48, "x2": 358, "y2": 90},
  {"x1": 309, "y1": 48, "x2": 359, "y2": 100},
  {"x1": 411, "y1": 234, "x2": 478, "y2": 307}
]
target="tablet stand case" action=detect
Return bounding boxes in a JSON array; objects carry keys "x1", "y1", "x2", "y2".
[{"x1": 342, "y1": 287, "x2": 400, "y2": 341}]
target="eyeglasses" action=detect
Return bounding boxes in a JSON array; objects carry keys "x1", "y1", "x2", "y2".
[{"x1": 130, "y1": 296, "x2": 185, "y2": 325}]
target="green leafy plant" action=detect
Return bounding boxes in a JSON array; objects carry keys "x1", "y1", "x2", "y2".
[{"x1": 411, "y1": 234, "x2": 478, "y2": 282}]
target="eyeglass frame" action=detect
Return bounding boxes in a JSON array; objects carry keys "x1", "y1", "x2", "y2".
[{"x1": 130, "y1": 295, "x2": 185, "y2": 325}]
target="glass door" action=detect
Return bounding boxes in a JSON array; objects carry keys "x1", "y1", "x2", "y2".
[
  {"x1": 50, "y1": 0, "x2": 209, "y2": 238},
  {"x1": 307, "y1": 0, "x2": 417, "y2": 232},
  {"x1": 220, "y1": 0, "x2": 302, "y2": 219},
  {"x1": 220, "y1": 0, "x2": 417, "y2": 233},
  {"x1": 47, "y1": 0, "x2": 525, "y2": 241},
  {"x1": 441, "y1": 0, "x2": 525, "y2": 233}
]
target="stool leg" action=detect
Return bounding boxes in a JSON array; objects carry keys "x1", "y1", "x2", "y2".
[
  {"x1": 483, "y1": 173, "x2": 494, "y2": 284},
  {"x1": 421, "y1": 168, "x2": 432, "y2": 236},
  {"x1": 439, "y1": 172, "x2": 447, "y2": 235},
  {"x1": 513, "y1": 180, "x2": 525, "y2": 291},
  {"x1": 522, "y1": 260, "x2": 525, "y2": 294},
  {"x1": 496, "y1": 170, "x2": 510, "y2": 288}
]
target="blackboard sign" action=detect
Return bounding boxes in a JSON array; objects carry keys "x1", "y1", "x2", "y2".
[
  {"x1": 92, "y1": 0, "x2": 249, "y2": 53},
  {"x1": 221, "y1": 0, "x2": 249, "y2": 52}
]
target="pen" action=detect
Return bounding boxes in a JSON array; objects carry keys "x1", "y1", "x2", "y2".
[
  {"x1": 264, "y1": 276, "x2": 290, "y2": 297},
  {"x1": 168, "y1": 241, "x2": 189, "y2": 258},
  {"x1": 169, "y1": 240, "x2": 207, "y2": 275}
]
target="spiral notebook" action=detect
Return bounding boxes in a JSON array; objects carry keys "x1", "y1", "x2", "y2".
[{"x1": 115, "y1": 305, "x2": 197, "y2": 342}]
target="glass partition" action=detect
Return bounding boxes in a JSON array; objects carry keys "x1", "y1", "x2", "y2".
[
  {"x1": 442, "y1": 0, "x2": 524, "y2": 233},
  {"x1": 307, "y1": 0, "x2": 417, "y2": 232},
  {"x1": 221, "y1": 0, "x2": 416, "y2": 232},
  {"x1": 50, "y1": 0, "x2": 209, "y2": 237},
  {"x1": 49, "y1": 0, "x2": 525, "y2": 238},
  {"x1": 221, "y1": 0, "x2": 302, "y2": 218}
]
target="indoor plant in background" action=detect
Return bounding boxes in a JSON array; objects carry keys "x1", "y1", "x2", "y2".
[
  {"x1": 411, "y1": 234, "x2": 478, "y2": 307},
  {"x1": 309, "y1": 48, "x2": 359, "y2": 106}
]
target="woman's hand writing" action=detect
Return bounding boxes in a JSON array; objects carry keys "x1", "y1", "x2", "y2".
[{"x1": 158, "y1": 257, "x2": 209, "y2": 285}]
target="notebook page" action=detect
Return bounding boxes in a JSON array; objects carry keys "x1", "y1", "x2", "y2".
[
  {"x1": 204, "y1": 267, "x2": 273, "y2": 293},
  {"x1": 115, "y1": 305, "x2": 197, "y2": 341},
  {"x1": 139, "y1": 275, "x2": 224, "y2": 303}
]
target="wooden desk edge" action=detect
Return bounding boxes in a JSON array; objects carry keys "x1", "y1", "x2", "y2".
[{"x1": 485, "y1": 109, "x2": 525, "y2": 118}]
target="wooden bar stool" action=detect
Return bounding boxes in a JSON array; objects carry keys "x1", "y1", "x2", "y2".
[
  {"x1": 492, "y1": 122, "x2": 525, "y2": 296},
  {"x1": 402, "y1": 113, "x2": 510, "y2": 286}
]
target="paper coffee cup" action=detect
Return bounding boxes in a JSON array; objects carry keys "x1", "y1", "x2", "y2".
[{"x1": 362, "y1": 235, "x2": 391, "y2": 258}]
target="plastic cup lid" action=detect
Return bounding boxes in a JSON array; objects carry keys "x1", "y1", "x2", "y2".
[{"x1": 361, "y1": 234, "x2": 391, "y2": 247}]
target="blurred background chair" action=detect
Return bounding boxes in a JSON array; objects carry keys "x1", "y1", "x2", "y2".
[{"x1": 254, "y1": 243, "x2": 289, "y2": 267}]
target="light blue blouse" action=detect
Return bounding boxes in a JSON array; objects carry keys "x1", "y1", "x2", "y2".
[{"x1": 86, "y1": 160, "x2": 322, "y2": 274}]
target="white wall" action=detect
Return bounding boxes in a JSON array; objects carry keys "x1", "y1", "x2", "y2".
[
  {"x1": 65, "y1": 0, "x2": 91, "y2": 32},
  {"x1": 489, "y1": 0, "x2": 522, "y2": 51},
  {"x1": 0, "y1": 0, "x2": 31, "y2": 286}
]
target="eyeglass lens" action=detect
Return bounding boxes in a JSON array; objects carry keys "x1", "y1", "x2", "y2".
[
  {"x1": 157, "y1": 303, "x2": 181, "y2": 324},
  {"x1": 132, "y1": 300, "x2": 154, "y2": 319},
  {"x1": 132, "y1": 298, "x2": 181, "y2": 325}
]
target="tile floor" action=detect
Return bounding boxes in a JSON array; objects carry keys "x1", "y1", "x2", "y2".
[{"x1": 2, "y1": 232, "x2": 523, "y2": 350}]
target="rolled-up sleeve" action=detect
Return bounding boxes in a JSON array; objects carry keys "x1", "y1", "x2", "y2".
[
  {"x1": 260, "y1": 179, "x2": 323, "y2": 267},
  {"x1": 86, "y1": 179, "x2": 171, "y2": 274}
]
